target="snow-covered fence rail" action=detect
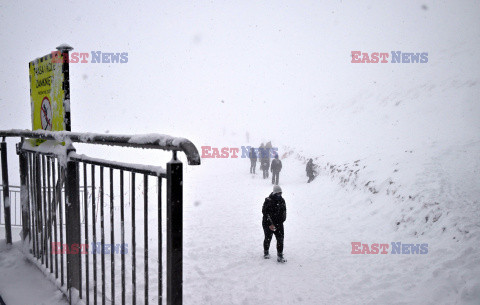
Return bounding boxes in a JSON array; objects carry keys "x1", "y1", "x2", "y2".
[
  {"x1": 0, "y1": 185, "x2": 96, "y2": 227},
  {"x1": 0, "y1": 185, "x2": 21, "y2": 226},
  {"x1": 0, "y1": 130, "x2": 200, "y2": 305}
]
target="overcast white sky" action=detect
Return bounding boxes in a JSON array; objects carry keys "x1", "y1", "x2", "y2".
[{"x1": 0, "y1": 0, "x2": 479, "y2": 152}]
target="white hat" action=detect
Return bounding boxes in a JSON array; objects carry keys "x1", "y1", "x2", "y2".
[{"x1": 273, "y1": 185, "x2": 282, "y2": 194}]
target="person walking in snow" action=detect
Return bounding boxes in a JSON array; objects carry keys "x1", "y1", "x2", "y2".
[
  {"x1": 264, "y1": 141, "x2": 273, "y2": 178},
  {"x1": 259, "y1": 143, "x2": 269, "y2": 179},
  {"x1": 249, "y1": 147, "x2": 257, "y2": 174},
  {"x1": 270, "y1": 153, "x2": 282, "y2": 185},
  {"x1": 306, "y1": 159, "x2": 316, "y2": 183},
  {"x1": 262, "y1": 185, "x2": 287, "y2": 263}
]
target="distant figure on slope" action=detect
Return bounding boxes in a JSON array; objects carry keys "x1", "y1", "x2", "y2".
[
  {"x1": 270, "y1": 153, "x2": 282, "y2": 185},
  {"x1": 249, "y1": 147, "x2": 257, "y2": 174},
  {"x1": 306, "y1": 159, "x2": 317, "y2": 183},
  {"x1": 264, "y1": 141, "x2": 273, "y2": 178},
  {"x1": 262, "y1": 185, "x2": 287, "y2": 263},
  {"x1": 259, "y1": 143, "x2": 269, "y2": 179}
]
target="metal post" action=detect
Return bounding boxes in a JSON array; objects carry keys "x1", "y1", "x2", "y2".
[
  {"x1": 65, "y1": 144, "x2": 81, "y2": 302},
  {"x1": 166, "y1": 156, "x2": 183, "y2": 305},
  {"x1": 56, "y1": 44, "x2": 73, "y2": 132},
  {"x1": 1, "y1": 141, "x2": 12, "y2": 244},
  {"x1": 18, "y1": 141, "x2": 30, "y2": 241}
]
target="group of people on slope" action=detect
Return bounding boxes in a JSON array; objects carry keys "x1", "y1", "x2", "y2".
[
  {"x1": 249, "y1": 143, "x2": 318, "y2": 184},
  {"x1": 249, "y1": 142, "x2": 282, "y2": 185}
]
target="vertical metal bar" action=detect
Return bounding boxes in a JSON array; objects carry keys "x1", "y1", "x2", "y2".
[
  {"x1": 58, "y1": 162, "x2": 65, "y2": 286},
  {"x1": 47, "y1": 156, "x2": 53, "y2": 274},
  {"x1": 120, "y1": 170, "x2": 125, "y2": 305},
  {"x1": 65, "y1": 146, "x2": 81, "y2": 301},
  {"x1": 131, "y1": 172, "x2": 136, "y2": 305},
  {"x1": 18, "y1": 145, "x2": 30, "y2": 241},
  {"x1": 158, "y1": 177, "x2": 162, "y2": 305},
  {"x1": 31, "y1": 154, "x2": 37, "y2": 258},
  {"x1": 110, "y1": 168, "x2": 115, "y2": 305},
  {"x1": 167, "y1": 159, "x2": 183, "y2": 305},
  {"x1": 53, "y1": 157, "x2": 58, "y2": 279},
  {"x1": 14, "y1": 191, "x2": 17, "y2": 226},
  {"x1": 100, "y1": 166, "x2": 105, "y2": 305},
  {"x1": 57, "y1": 44, "x2": 72, "y2": 132},
  {"x1": 92, "y1": 165, "x2": 97, "y2": 305},
  {"x1": 42, "y1": 155, "x2": 48, "y2": 268},
  {"x1": 35, "y1": 154, "x2": 43, "y2": 262},
  {"x1": 84, "y1": 163, "x2": 89, "y2": 305},
  {"x1": 78, "y1": 166, "x2": 83, "y2": 300},
  {"x1": 167, "y1": 158, "x2": 183, "y2": 305},
  {"x1": 34, "y1": 154, "x2": 40, "y2": 259},
  {"x1": 144, "y1": 174, "x2": 148, "y2": 305},
  {"x1": 26, "y1": 153, "x2": 32, "y2": 242},
  {"x1": 0, "y1": 141, "x2": 12, "y2": 244}
]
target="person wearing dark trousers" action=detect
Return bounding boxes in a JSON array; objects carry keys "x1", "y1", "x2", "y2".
[
  {"x1": 258, "y1": 143, "x2": 269, "y2": 179},
  {"x1": 262, "y1": 159, "x2": 269, "y2": 179},
  {"x1": 306, "y1": 158, "x2": 316, "y2": 183},
  {"x1": 249, "y1": 147, "x2": 257, "y2": 174},
  {"x1": 270, "y1": 154, "x2": 282, "y2": 185},
  {"x1": 262, "y1": 185, "x2": 287, "y2": 263},
  {"x1": 265, "y1": 141, "x2": 272, "y2": 178}
]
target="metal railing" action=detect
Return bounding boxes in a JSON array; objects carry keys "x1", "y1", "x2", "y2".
[
  {"x1": 1, "y1": 185, "x2": 100, "y2": 227},
  {"x1": 0, "y1": 129, "x2": 200, "y2": 305},
  {"x1": 0, "y1": 185, "x2": 21, "y2": 226}
]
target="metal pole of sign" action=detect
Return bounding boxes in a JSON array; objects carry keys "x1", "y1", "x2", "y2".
[
  {"x1": 1, "y1": 140, "x2": 12, "y2": 244},
  {"x1": 56, "y1": 44, "x2": 73, "y2": 132},
  {"x1": 65, "y1": 144, "x2": 81, "y2": 302},
  {"x1": 18, "y1": 140, "x2": 30, "y2": 241}
]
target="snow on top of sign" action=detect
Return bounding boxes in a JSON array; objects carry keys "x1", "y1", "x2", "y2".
[{"x1": 56, "y1": 43, "x2": 73, "y2": 51}]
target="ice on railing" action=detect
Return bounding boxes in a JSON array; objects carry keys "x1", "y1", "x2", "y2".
[
  {"x1": 128, "y1": 133, "x2": 188, "y2": 147},
  {"x1": 7, "y1": 129, "x2": 191, "y2": 148},
  {"x1": 70, "y1": 152, "x2": 166, "y2": 176},
  {"x1": 2, "y1": 129, "x2": 201, "y2": 165},
  {"x1": 21, "y1": 139, "x2": 69, "y2": 166}
]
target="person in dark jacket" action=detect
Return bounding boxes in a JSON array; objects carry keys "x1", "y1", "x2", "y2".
[
  {"x1": 270, "y1": 153, "x2": 282, "y2": 185},
  {"x1": 249, "y1": 147, "x2": 257, "y2": 174},
  {"x1": 258, "y1": 143, "x2": 268, "y2": 179},
  {"x1": 264, "y1": 141, "x2": 272, "y2": 178},
  {"x1": 262, "y1": 185, "x2": 287, "y2": 262},
  {"x1": 306, "y1": 159, "x2": 316, "y2": 183}
]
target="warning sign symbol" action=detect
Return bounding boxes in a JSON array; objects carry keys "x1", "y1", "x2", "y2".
[{"x1": 40, "y1": 97, "x2": 53, "y2": 130}]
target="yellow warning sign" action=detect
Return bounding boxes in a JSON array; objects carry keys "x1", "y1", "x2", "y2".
[{"x1": 29, "y1": 53, "x2": 66, "y2": 132}]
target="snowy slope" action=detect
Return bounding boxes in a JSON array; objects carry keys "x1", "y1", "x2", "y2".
[{"x1": 182, "y1": 149, "x2": 480, "y2": 304}]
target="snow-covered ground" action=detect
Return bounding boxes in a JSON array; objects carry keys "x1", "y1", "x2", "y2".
[
  {"x1": 181, "y1": 145, "x2": 480, "y2": 304},
  {"x1": 0, "y1": 238, "x2": 68, "y2": 305}
]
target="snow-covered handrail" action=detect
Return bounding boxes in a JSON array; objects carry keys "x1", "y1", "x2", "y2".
[{"x1": 0, "y1": 129, "x2": 201, "y2": 165}]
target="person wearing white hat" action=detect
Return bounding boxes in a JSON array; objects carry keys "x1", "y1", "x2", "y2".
[{"x1": 262, "y1": 185, "x2": 287, "y2": 263}]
